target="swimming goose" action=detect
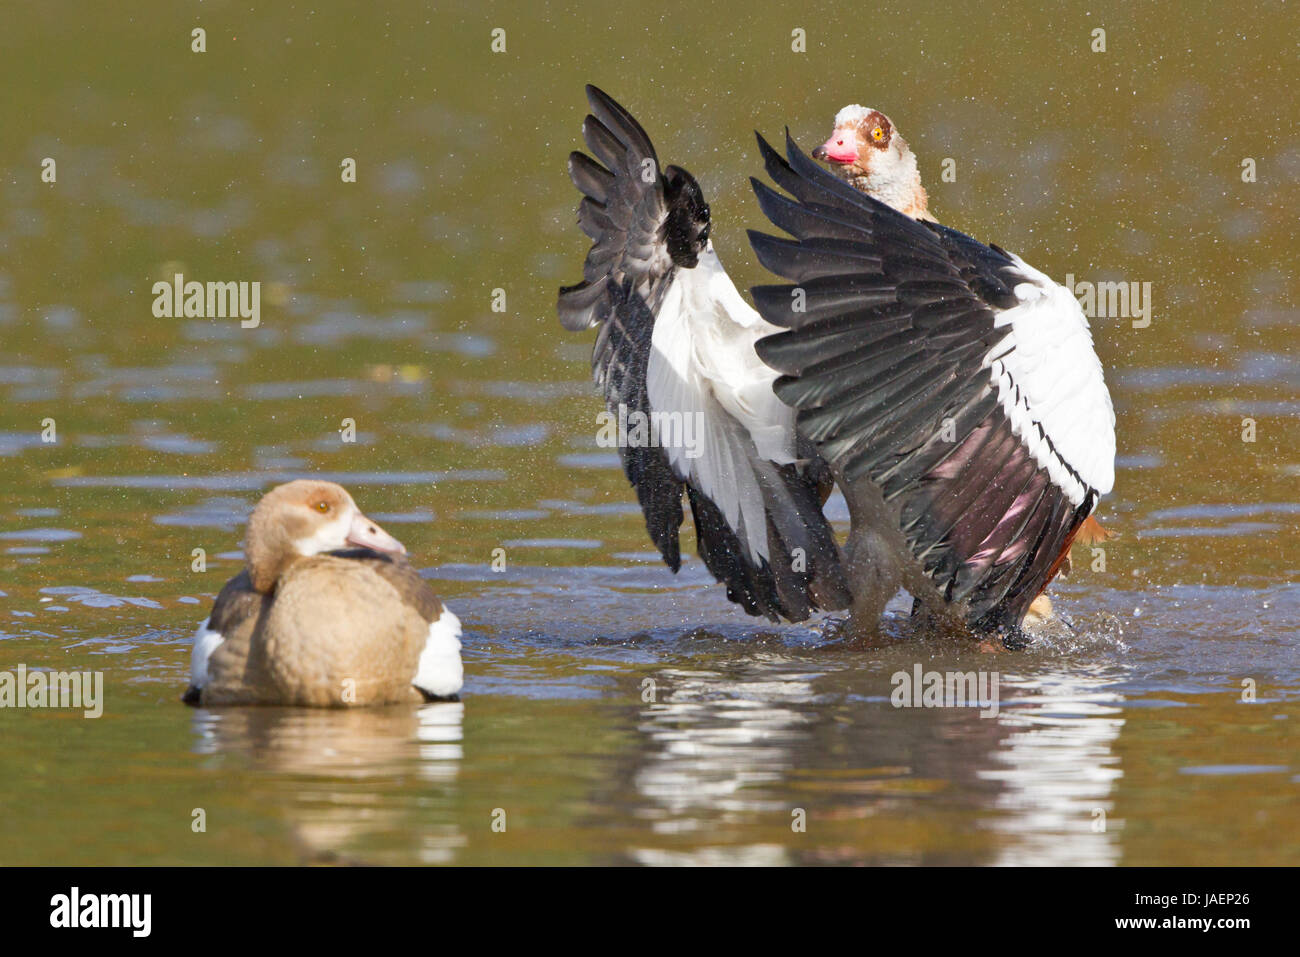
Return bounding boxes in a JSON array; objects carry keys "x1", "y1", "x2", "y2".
[
  {"x1": 182, "y1": 480, "x2": 463, "y2": 707},
  {"x1": 557, "y1": 87, "x2": 1114, "y2": 641}
]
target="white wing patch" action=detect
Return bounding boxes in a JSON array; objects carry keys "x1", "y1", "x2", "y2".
[
  {"x1": 189, "y1": 622, "x2": 225, "y2": 689},
  {"x1": 413, "y1": 607, "x2": 464, "y2": 699},
  {"x1": 983, "y1": 253, "x2": 1116, "y2": 504},
  {"x1": 646, "y1": 243, "x2": 797, "y2": 564}
]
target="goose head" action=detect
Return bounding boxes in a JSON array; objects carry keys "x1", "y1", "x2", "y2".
[
  {"x1": 244, "y1": 480, "x2": 406, "y2": 592},
  {"x1": 812, "y1": 105, "x2": 933, "y2": 221}
]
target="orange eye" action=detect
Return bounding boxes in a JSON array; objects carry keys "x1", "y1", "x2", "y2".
[
  {"x1": 871, "y1": 127, "x2": 885, "y2": 141},
  {"x1": 315, "y1": 501, "x2": 330, "y2": 512}
]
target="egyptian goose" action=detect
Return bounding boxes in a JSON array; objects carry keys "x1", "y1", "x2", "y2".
[
  {"x1": 183, "y1": 480, "x2": 463, "y2": 707},
  {"x1": 557, "y1": 87, "x2": 1114, "y2": 642}
]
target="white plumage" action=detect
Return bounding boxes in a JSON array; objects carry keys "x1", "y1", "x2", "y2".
[
  {"x1": 985, "y1": 254, "x2": 1116, "y2": 504},
  {"x1": 646, "y1": 244, "x2": 796, "y2": 565},
  {"x1": 189, "y1": 623, "x2": 224, "y2": 689},
  {"x1": 412, "y1": 607, "x2": 464, "y2": 699}
]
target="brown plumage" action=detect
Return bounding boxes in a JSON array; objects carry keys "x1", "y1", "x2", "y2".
[{"x1": 184, "y1": 480, "x2": 461, "y2": 708}]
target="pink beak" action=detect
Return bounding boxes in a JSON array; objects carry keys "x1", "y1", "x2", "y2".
[
  {"x1": 346, "y1": 511, "x2": 406, "y2": 556},
  {"x1": 812, "y1": 132, "x2": 858, "y2": 164}
]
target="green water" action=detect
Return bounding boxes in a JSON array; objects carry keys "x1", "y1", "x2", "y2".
[{"x1": 0, "y1": 1, "x2": 1297, "y2": 865}]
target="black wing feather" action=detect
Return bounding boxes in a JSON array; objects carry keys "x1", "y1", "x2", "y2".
[
  {"x1": 748, "y1": 131, "x2": 1093, "y2": 627},
  {"x1": 558, "y1": 88, "x2": 849, "y2": 622}
]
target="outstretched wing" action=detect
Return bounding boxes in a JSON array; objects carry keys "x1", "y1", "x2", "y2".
[
  {"x1": 748, "y1": 131, "x2": 1114, "y2": 628},
  {"x1": 558, "y1": 87, "x2": 849, "y2": 621}
]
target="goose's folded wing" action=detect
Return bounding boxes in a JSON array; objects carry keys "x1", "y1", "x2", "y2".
[
  {"x1": 184, "y1": 569, "x2": 267, "y2": 704},
  {"x1": 558, "y1": 87, "x2": 849, "y2": 621},
  {"x1": 748, "y1": 132, "x2": 1114, "y2": 627}
]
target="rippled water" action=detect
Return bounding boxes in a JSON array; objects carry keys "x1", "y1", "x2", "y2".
[{"x1": 0, "y1": 2, "x2": 1296, "y2": 865}]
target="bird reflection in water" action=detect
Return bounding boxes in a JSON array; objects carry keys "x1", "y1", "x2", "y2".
[{"x1": 189, "y1": 702, "x2": 465, "y2": 864}]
